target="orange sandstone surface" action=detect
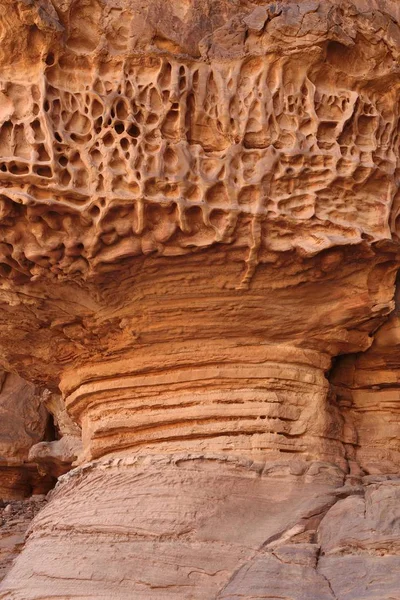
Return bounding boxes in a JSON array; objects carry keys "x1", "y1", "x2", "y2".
[{"x1": 0, "y1": 0, "x2": 400, "y2": 597}]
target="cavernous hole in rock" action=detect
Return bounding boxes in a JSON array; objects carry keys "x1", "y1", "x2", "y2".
[{"x1": 326, "y1": 268, "x2": 400, "y2": 478}]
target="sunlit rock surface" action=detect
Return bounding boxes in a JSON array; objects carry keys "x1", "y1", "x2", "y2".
[{"x1": 0, "y1": 0, "x2": 400, "y2": 597}]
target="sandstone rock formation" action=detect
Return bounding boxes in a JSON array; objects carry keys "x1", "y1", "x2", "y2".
[
  {"x1": 0, "y1": 371, "x2": 54, "y2": 499},
  {"x1": 28, "y1": 389, "x2": 82, "y2": 478},
  {"x1": 0, "y1": 496, "x2": 46, "y2": 584},
  {"x1": 0, "y1": 0, "x2": 399, "y2": 598},
  {"x1": 0, "y1": 375, "x2": 78, "y2": 583}
]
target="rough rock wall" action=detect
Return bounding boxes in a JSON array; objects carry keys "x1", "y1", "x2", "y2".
[
  {"x1": 0, "y1": 375, "x2": 80, "y2": 585},
  {"x1": 0, "y1": 496, "x2": 46, "y2": 584},
  {"x1": 3, "y1": 458, "x2": 400, "y2": 599},
  {"x1": 332, "y1": 281, "x2": 400, "y2": 476},
  {"x1": 28, "y1": 389, "x2": 82, "y2": 478},
  {"x1": 0, "y1": 3, "x2": 399, "y2": 277},
  {"x1": 0, "y1": 372, "x2": 81, "y2": 497},
  {"x1": 0, "y1": 371, "x2": 53, "y2": 499},
  {"x1": 0, "y1": 0, "x2": 399, "y2": 598}
]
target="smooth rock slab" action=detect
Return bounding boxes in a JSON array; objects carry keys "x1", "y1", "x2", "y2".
[
  {"x1": 0, "y1": 456, "x2": 344, "y2": 599},
  {"x1": 318, "y1": 556, "x2": 400, "y2": 600}
]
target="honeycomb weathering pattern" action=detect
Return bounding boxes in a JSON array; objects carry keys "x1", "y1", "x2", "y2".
[
  {"x1": 0, "y1": 0, "x2": 399, "y2": 286},
  {"x1": 3, "y1": 2, "x2": 400, "y2": 598}
]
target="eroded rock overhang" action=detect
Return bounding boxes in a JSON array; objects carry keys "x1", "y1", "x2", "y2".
[{"x1": 0, "y1": 0, "x2": 398, "y2": 464}]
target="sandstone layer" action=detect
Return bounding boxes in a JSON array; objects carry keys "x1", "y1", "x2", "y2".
[{"x1": 0, "y1": 0, "x2": 400, "y2": 598}]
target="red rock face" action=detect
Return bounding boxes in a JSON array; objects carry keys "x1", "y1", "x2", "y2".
[
  {"x1": 0, "y1": 371, "x2": 53, "y2": 499},
  {"x1": 333, "y1": 306, "x2": 400, "y2": 476},
  {"x1": 0, "y1": 0, "x2": 400, "y2": 597}
]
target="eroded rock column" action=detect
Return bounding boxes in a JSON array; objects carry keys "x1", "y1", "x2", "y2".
[{"x1": 64, "y1": 345, "x2": 336, "y2": 464}]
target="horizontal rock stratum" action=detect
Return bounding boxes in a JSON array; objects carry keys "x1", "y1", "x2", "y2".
[{"x1": 0, "y1": 0, "x2": 400, "y2": 598}]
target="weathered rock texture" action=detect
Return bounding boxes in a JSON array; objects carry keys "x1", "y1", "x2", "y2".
[
  {"x1": 0, "y1": 371, "x2": 54, "y2": 499},
  {"x1": 28, "y1": 389, "x2": 82, "y2": 478},
  {"x1": 0, "y1": 370, "x2": 81, "y2": 500},
  {"x1": 332, "y1": 287, "x2": 400, "y2": 476},
  {"x1": 0, "y1": 496, "x2": 46, "y2": 583},
  {"x1": 0, "y1": 0, "x2": 400, "y2": 597}
]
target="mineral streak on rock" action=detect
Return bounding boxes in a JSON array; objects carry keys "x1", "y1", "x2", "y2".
[{"x1": 0, "y1": 0, "x2": 400, "y2": 598}]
